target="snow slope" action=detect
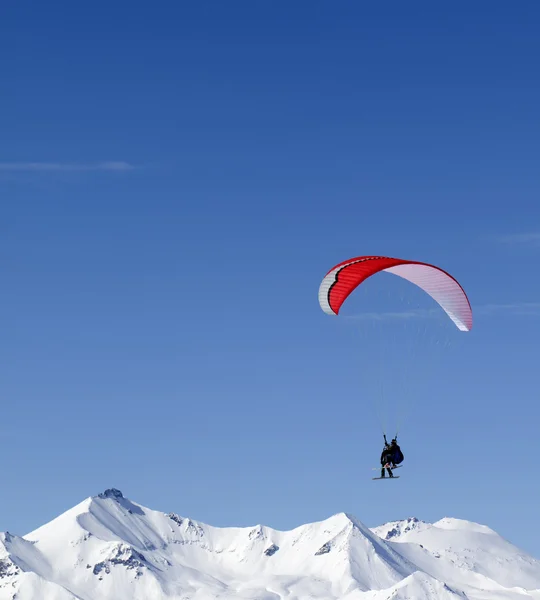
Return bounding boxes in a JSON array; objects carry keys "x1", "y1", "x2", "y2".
[{"x1": 0, "y1": 489, "x2": 538, "y2": 600}]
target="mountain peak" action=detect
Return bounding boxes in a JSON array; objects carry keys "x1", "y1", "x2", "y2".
[
  {"x1": 371, "y1": 516, "x2": 427, "y2": 540},
  {"x1": 97, "y1": 488, "x2": 124, "y2": 500},
  {"x1": 325, "y1": 511, "x2": 360, "y2": 527},
  {"x1": 433, "y1": 517, "x2": 496, "y2": 534}
]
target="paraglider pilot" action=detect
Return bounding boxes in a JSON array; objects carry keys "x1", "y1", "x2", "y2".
[
  {"x1": 380, "y1": 439, "x2": 394, "y2": 478},
  {"x1": 380, "y1": 436, "x2": 403, "y2": 478}
]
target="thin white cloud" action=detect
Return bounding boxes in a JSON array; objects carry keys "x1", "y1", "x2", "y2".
[
  {"x1": 343, "y1": 302, "x2": 540, "y2": 322},
  {"x1": 493, "y1": 232, "x2": 540, "y2": 246},
  {"x1": 344, "y1": 308, "x2": 439, "y2": 322},
  {"x1": 475, "y1": 302, "x2": 540, "y2": 316},
  {"x1": 0, "y1": 161, "x2": 134, "y2": 172}
]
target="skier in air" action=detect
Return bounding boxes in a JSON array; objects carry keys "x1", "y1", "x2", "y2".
[
  {"x1": 380, "y1": 439, "x2": 395, "y2": 478},
  {"x1": 380, "y1": 436, "x2": 404, "y2": 478}
]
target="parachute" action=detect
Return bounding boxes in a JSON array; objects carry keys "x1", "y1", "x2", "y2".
[
  {"x1": 319, "y1": 256, "x2": 472, "y2": 331},
  {"x1": 318, "y1": 255, "x2": 472, "y2": 439}
]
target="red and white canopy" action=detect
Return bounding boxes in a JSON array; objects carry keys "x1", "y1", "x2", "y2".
[{"x1": 318, "y1": 256, "x2": 472, "y2": 331}]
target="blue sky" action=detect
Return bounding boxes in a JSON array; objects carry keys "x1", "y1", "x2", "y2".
[{"x1": 1, "y1": 1, "x2": 540, "y2": 556}]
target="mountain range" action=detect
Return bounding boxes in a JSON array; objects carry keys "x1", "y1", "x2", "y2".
[{"x1": 1, "y1": 488, "x2": 538, "y2": 599}]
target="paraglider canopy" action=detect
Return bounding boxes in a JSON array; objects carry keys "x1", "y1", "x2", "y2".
[{"x1": 318, "y1": 255, "x2": 472, "y2": 331}]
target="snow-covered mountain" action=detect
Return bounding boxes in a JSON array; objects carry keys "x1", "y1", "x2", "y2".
[{"x1": 0, "y1": 489, "x2": 538, "y2": 600}]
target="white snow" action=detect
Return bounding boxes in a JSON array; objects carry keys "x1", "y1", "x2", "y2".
[{"x1": 0, "y1": 489, "x2": 538, "y2": 599}]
